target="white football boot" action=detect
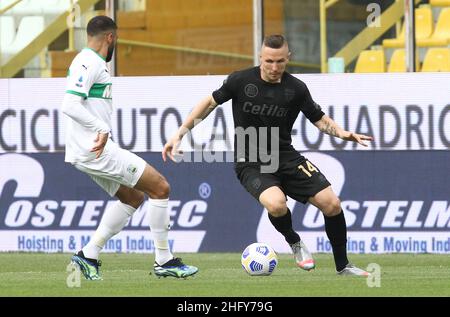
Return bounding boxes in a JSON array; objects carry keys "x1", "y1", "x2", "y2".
[
  {"x1": 290, "y1": 240, "x2": 315, "y2": 271},
  {"x1": 337, "y1": 263, "x2": 370, "y2": 276}
]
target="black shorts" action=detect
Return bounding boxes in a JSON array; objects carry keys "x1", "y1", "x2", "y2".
[{"x1": 234, "y1": 157, "x2": 331, "y2": 204}]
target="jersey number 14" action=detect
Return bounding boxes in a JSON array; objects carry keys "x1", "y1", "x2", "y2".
[{"x1": 298, "y1": 160, "x2": 318, "y2": 177}]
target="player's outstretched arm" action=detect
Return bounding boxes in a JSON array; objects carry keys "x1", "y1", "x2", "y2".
[
  {"x1": 162, "y1": 95, "x2": 218, "y2": 162},
  {"x1": 313, "y1": 115, "x2": 373, "y2": 147}
]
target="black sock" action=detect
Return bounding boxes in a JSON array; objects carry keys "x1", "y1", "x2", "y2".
[
  {"x1": 268, "y1": 209, "x2": 300, "y2": 245},
  {"x1": 78, "y1": 250, "x2": 98, "y2": 265},
  {"x1": 324, "y1": 210, "x2": 349, "y2": 271}
]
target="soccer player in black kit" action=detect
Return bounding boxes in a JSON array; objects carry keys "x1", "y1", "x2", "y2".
[{"x1": 163, "y1": 35, "x2": 373, "y2": 276}]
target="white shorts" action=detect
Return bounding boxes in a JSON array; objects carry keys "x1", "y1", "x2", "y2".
[{"x1": 73, "y1": 139, "x2": 146, "y2": 196}]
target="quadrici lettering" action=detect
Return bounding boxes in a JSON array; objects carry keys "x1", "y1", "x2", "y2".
[{"x1": 0, "y1": 104, "x2": 448, "y2": 152}]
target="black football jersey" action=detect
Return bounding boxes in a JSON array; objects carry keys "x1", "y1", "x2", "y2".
[{"x1": 212, "y1": 66, "x2": 324, "y2": 163}]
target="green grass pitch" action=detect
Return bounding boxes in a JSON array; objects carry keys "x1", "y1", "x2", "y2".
[{"x1": 1, "y1": 253, "x2": 449, "y2": 297}]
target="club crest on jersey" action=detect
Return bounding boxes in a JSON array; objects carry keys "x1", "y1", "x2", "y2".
[
  {"x1": 251, "y1": 178, "x2": 262, "y2": 190},
  {"x1": 127, "y1": 164, "x2": 138, "y2": 175},
  {"x1": 76, "y1": 76, "x2": 83, "y2": 87},
  {"x1": 244, "y1": 84, "x2": 259, "y2": 98},
  {"x1": 284, "y1": 88, "x2": 295, "y2": 102},
  {"x1": 313, "y1": 101, "x2": 322, "y2": 110}
]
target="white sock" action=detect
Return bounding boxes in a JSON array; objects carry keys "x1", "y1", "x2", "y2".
[
  {"x1": 82, "y1": 201, "x2": 136, "y2": 260},
  {"x1": 148, "y1": 198, "x2": 173, "y2": 265}
]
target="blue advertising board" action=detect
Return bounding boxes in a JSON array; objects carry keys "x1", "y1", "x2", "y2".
[{"x1": 0, "y1": 151, "x2": 448, "y2": 253}]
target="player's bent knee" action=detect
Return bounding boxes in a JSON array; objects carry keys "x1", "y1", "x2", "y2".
[
  {"x1": 130, "y1": 191, "x2": 145, "y2": 208},
  {"x1": 116, "y1": 185, "x2": 145, "y2": 209},
  {"x1": 322, "y1": 198, "x2": 341, "y2": 217},
  {"x1": 151, "y1": 178, "x2": 170, "y2": 199},
  {"x1": 264, "y1": 200, "x2": 287, "y2": 217},
  {"x1": 118, "y1": 189, "x2": 145, "y2": 209},
  {"x1": 160, "y1": 180, "x2": 171, "y2": 198}
]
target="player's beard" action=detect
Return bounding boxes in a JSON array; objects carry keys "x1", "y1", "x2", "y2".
[{"x1": 106, "y1": 43, "x2": 115, "y2": 62}]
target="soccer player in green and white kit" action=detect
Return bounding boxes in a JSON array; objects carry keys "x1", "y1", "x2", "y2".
[
  {"x1": 164, "y1": 35, "x2": 373, "y2": 276},
  {"x1": 62, "y1": 16, "x2": 197, "y2": 280}
]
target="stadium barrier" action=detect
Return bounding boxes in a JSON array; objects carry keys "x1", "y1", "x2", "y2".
[{"x1": 0, "y1": 73, "x2": 449, "y2": 253}]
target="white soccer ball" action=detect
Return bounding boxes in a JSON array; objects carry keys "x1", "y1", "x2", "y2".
[{"x1": 241, "y1": 242, "x2": 278, "y2": 276}]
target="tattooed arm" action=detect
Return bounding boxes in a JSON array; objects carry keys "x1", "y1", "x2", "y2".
[{"x1": 314, "y1": 115, "x2": 373, "y2": 146}]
